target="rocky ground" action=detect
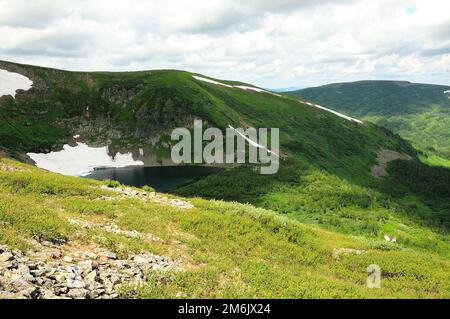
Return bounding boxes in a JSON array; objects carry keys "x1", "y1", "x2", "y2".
[
  {"x1": 0, "y1": 183, "x2": 188, "y2": 299},
  {"x1": 371, "y1": 149, "x2": 412, "y2": 178},
  {"x1": 100, "y1": 185, "x2": 194, "y2": 210},
  {"x1": 0, "y1": 239, "x2": 181, "y2": 299},
  {"x1": 0, "y1": 165, "x2": 193, "y2": 299}
]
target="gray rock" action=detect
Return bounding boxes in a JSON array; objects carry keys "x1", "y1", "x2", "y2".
[
  {"x1": 84, "y1": 270, "x2": 97, "y2": 285},
  {"x1": 0, "y1": 290, "x2": 19, "y2": 299},
  {"x1": 114, "y1": 260, "x2": 130, "y2": 269},
  {"x1": 102, "y1": 252, "x2": 117, "y2": 260},
  {"x1": 89, "y1": 288, "x2": 106, "y2": 299},
  {"x1": 0, "y1": 260, "x2": 15, "y2": 271},
  {"x1": 55, "y1": 286, "x2": 69, "y2": 295},
  {"x1": 40, "y1": 288, "x2": 60, "y2": 299},
  {"x1": 16, "y1": 266, "x2": 35, "y2": 282},
  {"x1": 5, "y1": 272, "x2": 34, "y2": 291},
  {"x1": 67, "y1": 288, "x2": 88, "y2": 299},
  {"x1": 17, "y1": 264, "x2": 31, "y2": 276},
  {"x1": 110, "y1": 274, "x2": 121, "y2": 285},
  {"x1": 32, "y1": 267, "x2": 51, "y2": 277},
  {"x1": 78, "y1": 260, "x2": 93, "y2": 275},
  {"x1": 0, "y1": 242, "x2": 179, "y2": 300},
  {"x1": 55, "y1": 274, "x2": 66, "y2": 283},
  {"x1": 66, "y1": 279, "x2": 85, "y2": 289},
  {"x1": 0, "y1": 252, "x2": 13, "y2": 263},
  {"x1": 45, "y1": 268, "x2": 57, "y2": 278},
  {"x1": 63, "y1": 256, "x2": 73, "y2": 263},
  {"x1": 17, "y1": 287, "x2": 39, "y2": 299}
]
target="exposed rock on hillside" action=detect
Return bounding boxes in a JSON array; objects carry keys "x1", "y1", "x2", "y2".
[
  {"x1": 371, "y1": 149, "x2": 411, "y2": 178},
  {"x1": 0, "y1": 241, "x2": 180, "y2": 299}
]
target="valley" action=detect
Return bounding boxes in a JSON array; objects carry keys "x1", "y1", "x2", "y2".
[
  {"x1": 0, "y1": 60, "x2": 449, "y2": 299},
  {"x1": 289, "y1": 81, "x2": 450, "y2": 162}
]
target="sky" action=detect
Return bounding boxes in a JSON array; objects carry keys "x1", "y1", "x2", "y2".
[{"x1": 0, "y1": 0, "x2": 449, "y2": 88}]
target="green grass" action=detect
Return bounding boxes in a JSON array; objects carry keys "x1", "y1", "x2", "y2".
[
  {"x1": 290, "y1": 80, "x2": 450, "y2": 158},
  {"x1": 0, "y1": 61, "x2": 449, "y2": 298},
  {"x1": 0, "y1": 60, "x2": 414, "y2": 172},
  {"x1": 0, "y1": 157, "x2": 449, "y2": 298},
  {"x1": 419, "y1": 152, "x2": 450, "y2": 169},
  {"x1": 177, "y1": 158, "x2": 450, "y2": 257}
]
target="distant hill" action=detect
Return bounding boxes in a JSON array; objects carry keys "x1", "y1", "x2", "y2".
[
  {"x1": 268, "y1": 86, "x2": 302, "y2": 93},
  {"x1": 289, "y1": 81, "x2": 450, "y2": 157}
]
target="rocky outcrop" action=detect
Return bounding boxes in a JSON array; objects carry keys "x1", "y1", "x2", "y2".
[
  {"x1": 371, "y1": 149, "x2": 412, "y2": 178},
  {"x1": 100, "y1": 185, "x2": 194, "y2": 209},
  {"x1": 0, "y1": 242, "x2": 180, "y2": 299},
  {"x1": 67, "y1": 218, "x2": 163, "y2": 242},
  {"x1": 101, "y1": 84, "x2": 142, "y2": 107}
]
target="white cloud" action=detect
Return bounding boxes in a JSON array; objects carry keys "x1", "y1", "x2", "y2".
[{"x1": 0, "y1": 0, "x2": 448, "y2": 87}]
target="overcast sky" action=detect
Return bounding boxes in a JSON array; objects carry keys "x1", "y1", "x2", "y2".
[{"x1": 0, "y1": 0, "x2": 449, "y2": 88}]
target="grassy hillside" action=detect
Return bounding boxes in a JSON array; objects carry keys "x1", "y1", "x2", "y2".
[
  {"x1": 0, "y1": 157, "x2": 449, "y2": 298},
  {"x1": 1, "y1": 61, "x2": 448, "y2": 246},
  {"x1": 0, "y1": 61, "x2": 449, "y2": 298},
  {"x1": 177, "y1": 157, "x2": 450, "y2": 255},
  {"x1": 0, "y1": 60, "x2": 412, "y2": 173},
  {"x1": 289, "y1": 81, "x2": 450, "y2": 159}
]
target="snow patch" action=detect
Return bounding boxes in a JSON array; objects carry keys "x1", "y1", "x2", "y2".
[
  {"x1": 444, "y1": 90, "x2": 450, "y2": 98},
  {"x1": 27, "y1": 143, "x2": 144, "y2": 177},
  {"x1": 193, "y1": 76, "x2": 281, "y2": 97},
  {"x1": 0, "y1": 69, "x2": 33, "y2": 98},
  {"x1": 234, "y1": 85, "x2": 266, "y2": 93},
  {"x1": 192, "y1": 76, "x2": 233, "y2": 88},
  {"x1": 228, "y1": 125, "x2": 279, "y2": 158},
  {"x1": 304, "y1": 101, "x2": 363, "y2": 124}
]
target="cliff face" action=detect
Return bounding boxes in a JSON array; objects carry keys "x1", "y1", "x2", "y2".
[{"x1": 0, "y1": 61, "x2": 201, "y2": 161}]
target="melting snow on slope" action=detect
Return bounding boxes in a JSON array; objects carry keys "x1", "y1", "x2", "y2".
[
  {"x1": 192, "y1": 76, "x2": 233, "y2": 88},
  {"x1": 27, "y1": 143, "x2": 144, "y2": 177},
  {"x1": 0, "y1": 69, "x2": 33, "y2": 98},
  {"x1": 193, "y1": 76, "x2": 281, "y2": 96},
  {"x1": 228, "y1": 125, "x2": 279, "y2": 158},
  {"x1": 444, "y1": 90, "x2": 450, "y2": 98},
  {"x1": 304, "y1": 101, "x2": 363, "y2": 124}
]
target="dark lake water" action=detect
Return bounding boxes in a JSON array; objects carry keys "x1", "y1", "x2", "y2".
[{"x1": 85, "y1": 166, "x2": 223, "y2": 192}]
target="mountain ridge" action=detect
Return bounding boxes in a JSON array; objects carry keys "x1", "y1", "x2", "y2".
[
  {"x1": 0, "y1": 60, "x2": 449, "y2": 299},
  {"x1": 288, "y1": 81, "x2": 450, "y2": 158}
]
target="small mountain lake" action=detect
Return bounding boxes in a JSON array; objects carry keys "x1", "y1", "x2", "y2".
[
  {"x1": 26, "y1": 142, "x2": 223, "y2": 192},
  {"x1": 84, "y1": 166, "x2": 223, "y2": 192}
]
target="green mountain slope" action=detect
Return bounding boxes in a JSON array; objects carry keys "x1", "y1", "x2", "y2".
[
  {"x1": 288, "y1": 81, "x2": 450, "y2": 158},
  {"x1": 0, "y1": 60, "x2": 448, "y2": 239},
  {"x1": 0, "y1": 157, "x2": 449, "y2": 298},
  {"x1": 0, "y1": 60, "x2": 411, "y2": 170},
  {"x1": 0, "y1": 61, "x2": 449, "y2": 298}
]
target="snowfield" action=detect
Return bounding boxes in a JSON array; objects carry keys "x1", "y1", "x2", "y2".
[
  {"x1": 193, "y1": 76, "x2": 281, "y2": 96},
  {"x1": 0, "y1": 69, "x2": 33, "y2": 98},
  {"x1": 304, "y1": 101, "x2": 363, "y2": 124},
  {"x1": 27, "y1": 143, "x2": 144, "y2": 176}
]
